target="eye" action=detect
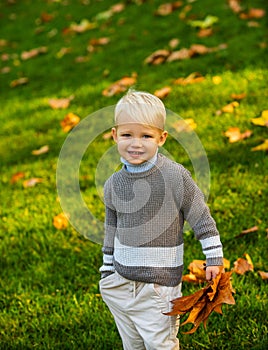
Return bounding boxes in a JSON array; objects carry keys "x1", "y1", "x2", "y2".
[
  {"x1": 143, "y1": 134, "x2": 153, "y2": 139},
  {"x1": 121, "y1": 133, "x2": 131, "y2": 137}
]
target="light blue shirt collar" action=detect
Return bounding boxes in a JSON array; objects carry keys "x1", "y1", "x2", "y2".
[{"x1": 121, "y1": 151, "x2": 158, "y2": 173}]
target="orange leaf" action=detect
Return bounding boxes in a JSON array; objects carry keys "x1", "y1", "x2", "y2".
[
  {"x1": 233, "y1": 256, "x2": 254, "y2": 275},
  {"x1": 21, "y1": 46, "x2": 48, "y2": 60},
  {"x1": 48, "y1": 95, "x2": 74, "y2": 109},
  {"x1": 102, "y1": 73, "x2": 137, "y2": 97},
  {"x1": 155, "y1": 1, "x2": 183, "y2": 16},
  {"x1": 166, "y1": 48, "x2": 192, "y2": 62},
  {"x1": 11, "y1": 172, "x2": 25, "y2": 184},
  {"x1": 224, "y1": 127, "x2": 252, "y2": 143},
  {"x1": 154, "y1": 86, "x2": 171, "y2": 99},
  {"x1": 240, "y1": 8, "x2": 266, "y2": 19},
  {"x1": 198, "y1": 28, "x2": 213, "y2": 38},
  {"x1": 60, "y1": 113, "x2": 80, "y2": 133},
  {"x1": 53, "y1": 213, "x2": 69, "y2": 230},
  {"x1": 228, "y1": 0, "x2": 243, "y2": 14},
  {"x1": 258, "y1": 271, "x2": 268, "y2": 280},
  {"x1": 230, "y1": 92, "x2": 247, "y2": 100},
  {"x1": 23, "y1": 178, "x2": 43, "y2": 188},
  {"x1": 166, "y1": 272, "x2": 235, "y2": 334},
  {"x1": 10, "y1": 77, "x2": 29, "y2": 88},
  {"x1": 221, "y1": 101, "x2": 239, "y2": 113},
  {"x1": 144, "y1": 49, "x2": 170, "y2": 65},
  {"x1": 236, "y1": 225, "x2": 258, "y2": 238},
  {"x1": 31, "y1": 145, "x2": 49, "y2": 155},
  {"x1": 174, "y1": 72, "x2": 205, "y2": 85},
  {"x1": 89, "y1": 37, "x2": 110, "y2": 46}
]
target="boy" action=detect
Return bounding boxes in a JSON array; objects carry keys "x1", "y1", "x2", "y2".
[{"x1": 99, "y1": 90, "x2": 223, "y2": 349}]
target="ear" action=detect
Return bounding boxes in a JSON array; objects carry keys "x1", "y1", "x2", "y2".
[
  {"x1": 111, "y1": 127, "x2": 118, "y2": 143},
  {"x1": 158, "y1": 130, "x2": 168, "y2": 147}
]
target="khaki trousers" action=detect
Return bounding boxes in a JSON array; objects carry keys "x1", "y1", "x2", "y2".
[{"x1": 99, "y1": 271, "x2": 181, "y2": 350}]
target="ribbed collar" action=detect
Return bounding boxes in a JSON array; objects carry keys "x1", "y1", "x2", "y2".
[{"x1": 121, "y1": 150, "x2": 158, "y2": 173}]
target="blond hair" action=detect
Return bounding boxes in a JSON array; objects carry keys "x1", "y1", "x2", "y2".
[{"x1": 114, "y1": 90, "x2": 166, "y2": 130}]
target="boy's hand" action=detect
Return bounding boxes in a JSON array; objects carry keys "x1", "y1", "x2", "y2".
[{"x1": 205, "y1": 265, "x2": 223, "y2": 281}]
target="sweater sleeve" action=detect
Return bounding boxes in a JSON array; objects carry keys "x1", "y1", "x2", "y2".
[
  {"x1": 99, "y1": 178, "x2": 117, "y2": 277},
  {"x1": 180, "y1": 167, "x2": 223, "y2": 266}
]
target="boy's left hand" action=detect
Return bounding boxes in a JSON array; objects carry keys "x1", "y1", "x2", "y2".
[{"x1": 205, "y1": 265, "x2": 223, "y2": 281}]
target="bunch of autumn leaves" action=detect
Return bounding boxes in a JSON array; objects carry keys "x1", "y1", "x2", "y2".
[{"x1": 166, "y1": 254, "x2": 267, "y2": 334}]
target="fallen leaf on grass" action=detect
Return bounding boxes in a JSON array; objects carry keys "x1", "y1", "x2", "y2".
[
  {"x1": 23, "y1": 178, "x2": 43, "y2": 188},
  {"x1": 102, "y1": 73, "x2": 137, "y2": 96},
  {"x1": 228, "y1": 0, "x2": 243, "y2": 14},
  {"x1": 233, "y1": 254, "x2": 254, "y2": 275},
  {"x1": 221, "y1": 101, "x2": 239, "y2": 113},
  {"x1": 251, "y1": 110, "x2": 268, "y2": 127},
  {"x1": 69, "y1": 19, "x2": 97, "y2": 33},
  {"x1": 172, "y1": 118, "x2": 197, "y2": 133},
  {"x1": 235, "y1": 225, "x2": 258, "y2": 238},
  {"x1": 224, "y1": 127, "x2": 252, "y2": 143},
  {"x1": 251, "y1": 139, "x2": 268, "y2": 152},
  {"x1": 48, "y1": 95, "x2": 74, "y2": 109},
  {"x1": 60, "y1": 113, "x2": 80, "y2": 132},
  {"x1": 166, "y1": 272, "x2": 235, "y2": 334},
  {"x1": 31, "y1": 145, "x2": 49, "y2": 155},
  {"x1": 144, "y1": 49, "x2": 170, "y2": 65},
  {"x1": 230, "y1": 92, "x2": 247, "y2": 100},
  {"x1": 154, "y1": 1, "x2": 183, "y2": 16},
  {"x1": 258, "y1": 271, "x2": 268, "y2": 280},
  {"x1": 10, "y1": 77, "x2": 29, "y2": 88},
  {"x1": 53, "y1": 213, "x2": 69, "y2": 230},
  {"x1": 21, "y1": 46, "x2": 48, "y2": 60},
  {"x1": 154, "y1": 86, "x2": 171, "y2": 99},
  {"x1": 188, "y1": 15, "x2": 219, "y2": 29},
  {"x1": 197, "y1": 28, "x2": 213, "y2": 38},
  {"x1": 174, "y1": 72, "x2": 205, "y2": 85},
  {"x1": 11, "y1": 172, "x2": 25, "y2": 184},
  {"x1": 240, "y1": 8, "x2": 266, "y2": 19}
]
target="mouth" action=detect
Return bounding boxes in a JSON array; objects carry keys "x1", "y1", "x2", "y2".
[{"x1": 128, "y1": 151, "x2": 145, "y2": 158}]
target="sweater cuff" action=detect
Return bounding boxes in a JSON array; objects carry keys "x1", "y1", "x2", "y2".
[{"x1": 206, "y1": 257, "x2": 223, "y2": 266}]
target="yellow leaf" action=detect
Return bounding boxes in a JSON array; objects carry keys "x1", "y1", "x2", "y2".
[
  {"x1": 222, "y1": 101, "x2": 239, "y2": 113},
  {"x1": 23, "y1": 178, "x2": 43, "y2": 188},
  {"x1": 251, "y1": 139, "x2": 268, "y2": 151},
  {"x1": 251, "y1": 110, "x2": 268, "y2": 127},
  {"x1": 60, "y1": 113, "x2": 80, "y2": 133},
  {"x1": 32, "y1": 145, "x2": 49, "y2": 155},
  {"x1": 53, "y1": 213, "x2": 69, "y2": 230}
]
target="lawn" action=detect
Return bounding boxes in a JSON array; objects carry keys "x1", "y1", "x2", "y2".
[{"x1": 0, "y1": 0, "x2": 267, "y2": 349}]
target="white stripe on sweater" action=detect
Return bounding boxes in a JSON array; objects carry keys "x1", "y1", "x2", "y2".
[{"x1": 114, "y1": 237, "x2": 184, "y2": 268}]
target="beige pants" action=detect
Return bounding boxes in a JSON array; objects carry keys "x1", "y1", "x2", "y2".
[{"x1": 99, "y1": 271, "x2": 181, "y2": 350}]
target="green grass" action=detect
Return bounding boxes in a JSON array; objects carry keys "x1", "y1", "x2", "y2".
[{"x1": 0, "y1": 0, "x2": 268, "y2": 349}]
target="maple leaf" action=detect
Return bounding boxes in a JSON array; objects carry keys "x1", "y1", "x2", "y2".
[
  {"x1": 154, "y1": 86, "x2": 171, "y2": 99},
  {"x1": 233, "y1": 254, "x2": 254, "y2": 275},
  {"x1": 31, "y1": 145, "x2": 49, "y2": 155},
  {"x1": 10, "y1": 77, "x2": 29, "y2": 88},
  {"x1": 166, "y1": 272, "x2": 235, "y2": 334},
  {"x1": 173, "y1": 72, "x2": 205, "y2": 85},
  {"x1": 251, "y1": 139, "x2": 268, "y2": 152},
  {"x1": 60, "y1": 113, "x2": 80, "y2": 133},
  {"x1": 53, "y1": 213, "x2": 69, "y2": 230},
  {"x1": 23, "y1": 178, "x2": 43, "y2": 188},
  {"x1": 155, "y1": 2, "x2": 183, "y2": 16},
  {"x1": 48, "y1": 95, "x2": 74, "y2": 109},
  {"x1": 11, "y1": 172, "x2": 25, "y2": 184},
  {"x1": 224, "y1": 127, "x2": 252, "y2": 143},
  {"x1": 102, "y1": 73, "x2": 137, "y2": 97},
  {"x1": 251, "y1": 110, "x2": 268, "y2": 127},
  {"x1": 258, "y1": 271, "x2": 268, "y2": 280},
  {"x1": 21, "y1": 46, "x2": 48, "y2": 60}
]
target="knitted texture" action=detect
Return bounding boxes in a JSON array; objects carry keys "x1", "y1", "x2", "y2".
[{"x1": 100, "y1": 154, "x2": 223, "y2": 286}]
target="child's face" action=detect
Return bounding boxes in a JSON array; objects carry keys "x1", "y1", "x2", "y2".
[{"x1": 112, "y1": 122, "x2": 167, "y2": 165}]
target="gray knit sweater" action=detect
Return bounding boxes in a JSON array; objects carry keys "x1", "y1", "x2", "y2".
[{"x1": 100, "y1": 154, "x2": 223, "y2": 286}]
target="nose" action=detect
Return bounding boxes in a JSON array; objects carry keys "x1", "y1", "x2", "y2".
[{"x1": 131, "y1": 137, "x2": 143, "y2": 148}]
